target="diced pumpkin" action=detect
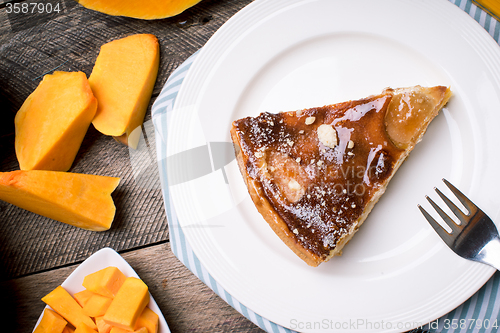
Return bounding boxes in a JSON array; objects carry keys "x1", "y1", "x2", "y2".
[
  {"x1": 74, "y1": 290, "x2": 96, "y2": 307},
  {"x1": 134, "y1": 307, "x2": 158, "y2": 333},
  {"x1": 109, "y1": 327, "x2": 147, "y2": 333},
  {"x1": 63, "y1": 326, "x2": 75, "y2": 333},
  {"x1": 42, "y1": 286, "x2": 97, "y2": 330},
  {"x1": 89, "y1": 34, "x2": 159, "y2": 149},
  {"x1": 75, "y1": 0, "x2": 202, "y2": 20},
  {"x1": 15, "y1": 71, "x2": 97, "y2": 171},
  {"x1": 108, "y1": 328, "x2": 128, "y2": 333},
  {"x1": 0, "y1": 170, "x2": 119, "y2": 231},
  {"x1": 82, "y1": 266, "x2": 126, "y2": 298},
  {"x1": 83, "y1": 294, "x2": 113, "y2": 317},
  {"x1": 74, "y1": 323, "x2": 98, "y2": 333},
  {"x1": 133, "y1": 328, "x2": 148, "y2": 333},
  {"x1": 95, "y1": 316, "x2": 113, "y2": 333},
  {"x1": 34, "y1": 308, "x2": 68, "y2": 333},
  {"x1": 103, "y1": 277, "x2": 150, "y2": 331}
]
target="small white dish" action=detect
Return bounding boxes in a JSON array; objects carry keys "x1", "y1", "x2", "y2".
[{"x1": 33, "y1": 247, "x2": 170, "y2": 333}]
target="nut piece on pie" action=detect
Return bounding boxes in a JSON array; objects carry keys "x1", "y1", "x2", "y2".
[{"x1": 230, "y1": 85, "x2": 452, "y2": 266}]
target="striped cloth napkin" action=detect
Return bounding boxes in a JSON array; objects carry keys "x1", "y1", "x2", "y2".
[{"x1": 151, "y1": 1, "x2": 500, "y2": 332}]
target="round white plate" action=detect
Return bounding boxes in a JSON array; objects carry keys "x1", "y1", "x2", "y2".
[
  {"x1": 33, "y1": 247, "x2": 170, "y2": 333},
  {"x1": 166, "y1": 0, "x2": 500, "y2": 331}
]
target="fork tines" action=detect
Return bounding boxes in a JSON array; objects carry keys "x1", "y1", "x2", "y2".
[{"x1": 418, "y1": 179, "x2": 476, "y2": 244}]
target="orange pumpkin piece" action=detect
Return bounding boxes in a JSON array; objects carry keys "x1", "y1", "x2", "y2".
[
  {"x1": 0, "y1": 170, "x2": 120, "y2": 231},
  {"x1": 134, "y1": 307, "x2": 159, "y2": 333},
  {"x1": 108, "y1": 328, "x2": 128, "y2": 333},
  {"x1": 89, "y1": 34, "x2": 160, "y2": 148},
  {"x1": 75, "y1": 0, "x2": 201, "y2": 20},
  {"x1": 63, "y1": 326, "x2": 75, "y2": 333},
  {"x1": 74, "y1": 323, "x2": 98, "y2": 333},
  {"x1": 109, "y1": 327, "x2": 147, "y2": 333},
  {"x1": 82, "y1": 266, "x2": 126, "y2": 298},
  {"x1": 74, "y1": 289, "x2": 96, "y2": 307},
  {"x1": 133, "y1": 328, "x2": 148, "y2": 333},
  {"x1": 42, "y1": 286, "x2": 97, "y2": 330},
  {"x1": 95, "y1": 316, "x2": 113, "y2": 333},
  {"x1": 83, "y1": 294, "x2": 113, "y2": 317},
  {"x1": 103, "y1": 277, "x2": 150, "y2": 331},
  {"x1": 34, "y1": 308, "x2": 67, "y2": 333},
  {"x1": 15, "y1": 71, "x2": 97, "y2": 171}
]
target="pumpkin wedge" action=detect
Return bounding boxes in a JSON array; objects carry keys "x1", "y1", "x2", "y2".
[
  {"x1": 15, "y1": 71, "x2": 97, "y2": 171},
  {"x1": 75, "y1": 0, "x2": 202, "y2": 20},
  {"x1": 89, "y1": 34, "x2": 160, "y2": 149},
  {"x1": 0, "y1": 170, "x2": 120, "y2": 231}
]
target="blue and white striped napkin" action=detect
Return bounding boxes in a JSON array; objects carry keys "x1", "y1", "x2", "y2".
[{"x1": 151, "y1": 1, "x2": 500, "y2": 332}]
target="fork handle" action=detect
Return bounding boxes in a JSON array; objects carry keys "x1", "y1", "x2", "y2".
[{"x1": 477, "y1": 237, "x2": 500, "y2": 271}]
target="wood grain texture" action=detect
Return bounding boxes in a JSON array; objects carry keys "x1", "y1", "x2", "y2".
[
  {"x1": 0, "y1": 0, "x2": 254, "y2": 279},
  {"x1": 0, "y1": 244, "x2": 263, "y2": 333}
]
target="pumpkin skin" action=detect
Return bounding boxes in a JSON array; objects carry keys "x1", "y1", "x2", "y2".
[
  {"x1": 15, "y1": 71, "x2": 97, "y2": 172},
  {"x1": 75, "y1": 0, "x2": 202, "y2": 20},
  {"x1": 0, "y1": 170, "x2": 120, "y2": 231},
  {"x1": 89, "y1": 34, "x2": 160, "y2": 148}
]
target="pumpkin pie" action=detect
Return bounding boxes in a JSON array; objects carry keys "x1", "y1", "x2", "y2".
[{"x1": 230, "y1": 85, "x2": 452, "y2": 266}]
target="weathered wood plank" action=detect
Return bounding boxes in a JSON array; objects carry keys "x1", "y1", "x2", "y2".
[
  {"x1": 0, "y1": 244, "x2": 263, "y2": 332},
  {"x1": 0, "y1": 0, "x2": 254, "y2": 279}
]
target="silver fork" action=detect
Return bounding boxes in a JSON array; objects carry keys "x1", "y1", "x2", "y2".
[{"x1": 418, "y1": 178, "x2": 500, "y2": 271}]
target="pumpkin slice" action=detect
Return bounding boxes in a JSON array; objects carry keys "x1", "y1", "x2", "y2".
[
  {"x1": 89, "y1": 34, "x2": 160, "y2": 149},
  {"x1": 103, "y1": 277, "x2": 149, "y2": 331},
  {"x1": 74, "y1": 290, "x2": 96, "y2": 308},
  {"x1": 82, "y1": 266, "x2": 126, "y2": 298},
  {"x1": 0, "y1": 170, "x2": 120, "y2": 231},
  {"x1": 74, "y1": 323, "x2": 98, "y2": 333},
  {"x1": 15, "y1": 71, "x2": 97, "y2": 171},
  {"x1": 42, "y1": 286, "x2": 97, "y2": 330},
  {"x1": 82, "y1": 294, "x2": 113, "y2": 317},
  {"x1": 134, "y1": 307, "x2": 159, "y2": 333},
  {"x1": 75, "y1": 0, "x2": 202, "y2": 20},
  {"x1": 33, "y1": 308, "x2": 68, "y2": 333}
]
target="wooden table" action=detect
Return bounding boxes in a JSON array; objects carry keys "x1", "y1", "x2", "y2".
[{"x1": 0, "y1": 0, "x2": 264, "y2": 331}]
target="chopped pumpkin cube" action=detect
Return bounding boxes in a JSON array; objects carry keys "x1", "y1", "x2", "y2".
[
  {"x1": 74, "y1": 290, "x2": 96, "y2": 307},
  {"x1": 42, "y1": 286, "x2": 97, "y2": 330},
  {"x1": 134, "y1": 307, "x2": 158, "y2": 333},
  {"x1": 133, "y1": 328, "x2": 148, "y2": 333},
  {"x1": 95, "y1": 316, "x2": 113, "y2": 333},
  {"x1": 108, "y1": 328, "x2": 128, "y2": 333},
  {"x1": 34, "y1": 308, "x2": 67, "y2": 333},
  {"x1": 62, "y1": 327, "x2": 75, "y2": 333},
  {"x1": 103, "y1": 277, "x2": 149, "y2": 330},
  {"x1": 83, "y1": 294, "x2": 113, "y2": 317},
  {"x1": 109, "y1": 328, "x2": 147, "y2": 333},
  {"x1": 82, "y1": 266, "x2": 126, "y2": 298},
  {"x1": 74, "y1": 323, "x2": 98, "y2": 333}
]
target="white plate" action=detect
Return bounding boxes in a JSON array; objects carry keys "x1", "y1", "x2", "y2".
[
  {"x1": 166, "y1": 0, "x2": 500, "y2": 332},
  {"x1": 33, "y1": 247, "x2": 170, "y2": 333}
]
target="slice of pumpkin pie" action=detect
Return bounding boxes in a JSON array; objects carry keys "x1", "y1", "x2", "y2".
[{"x1": 230, "y1": 85, "x2": 452, "y2": 266}]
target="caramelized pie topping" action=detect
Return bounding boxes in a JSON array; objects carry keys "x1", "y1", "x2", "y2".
[{"x1": 231, "y1": 86, "x2": 451, "y2": 264}]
